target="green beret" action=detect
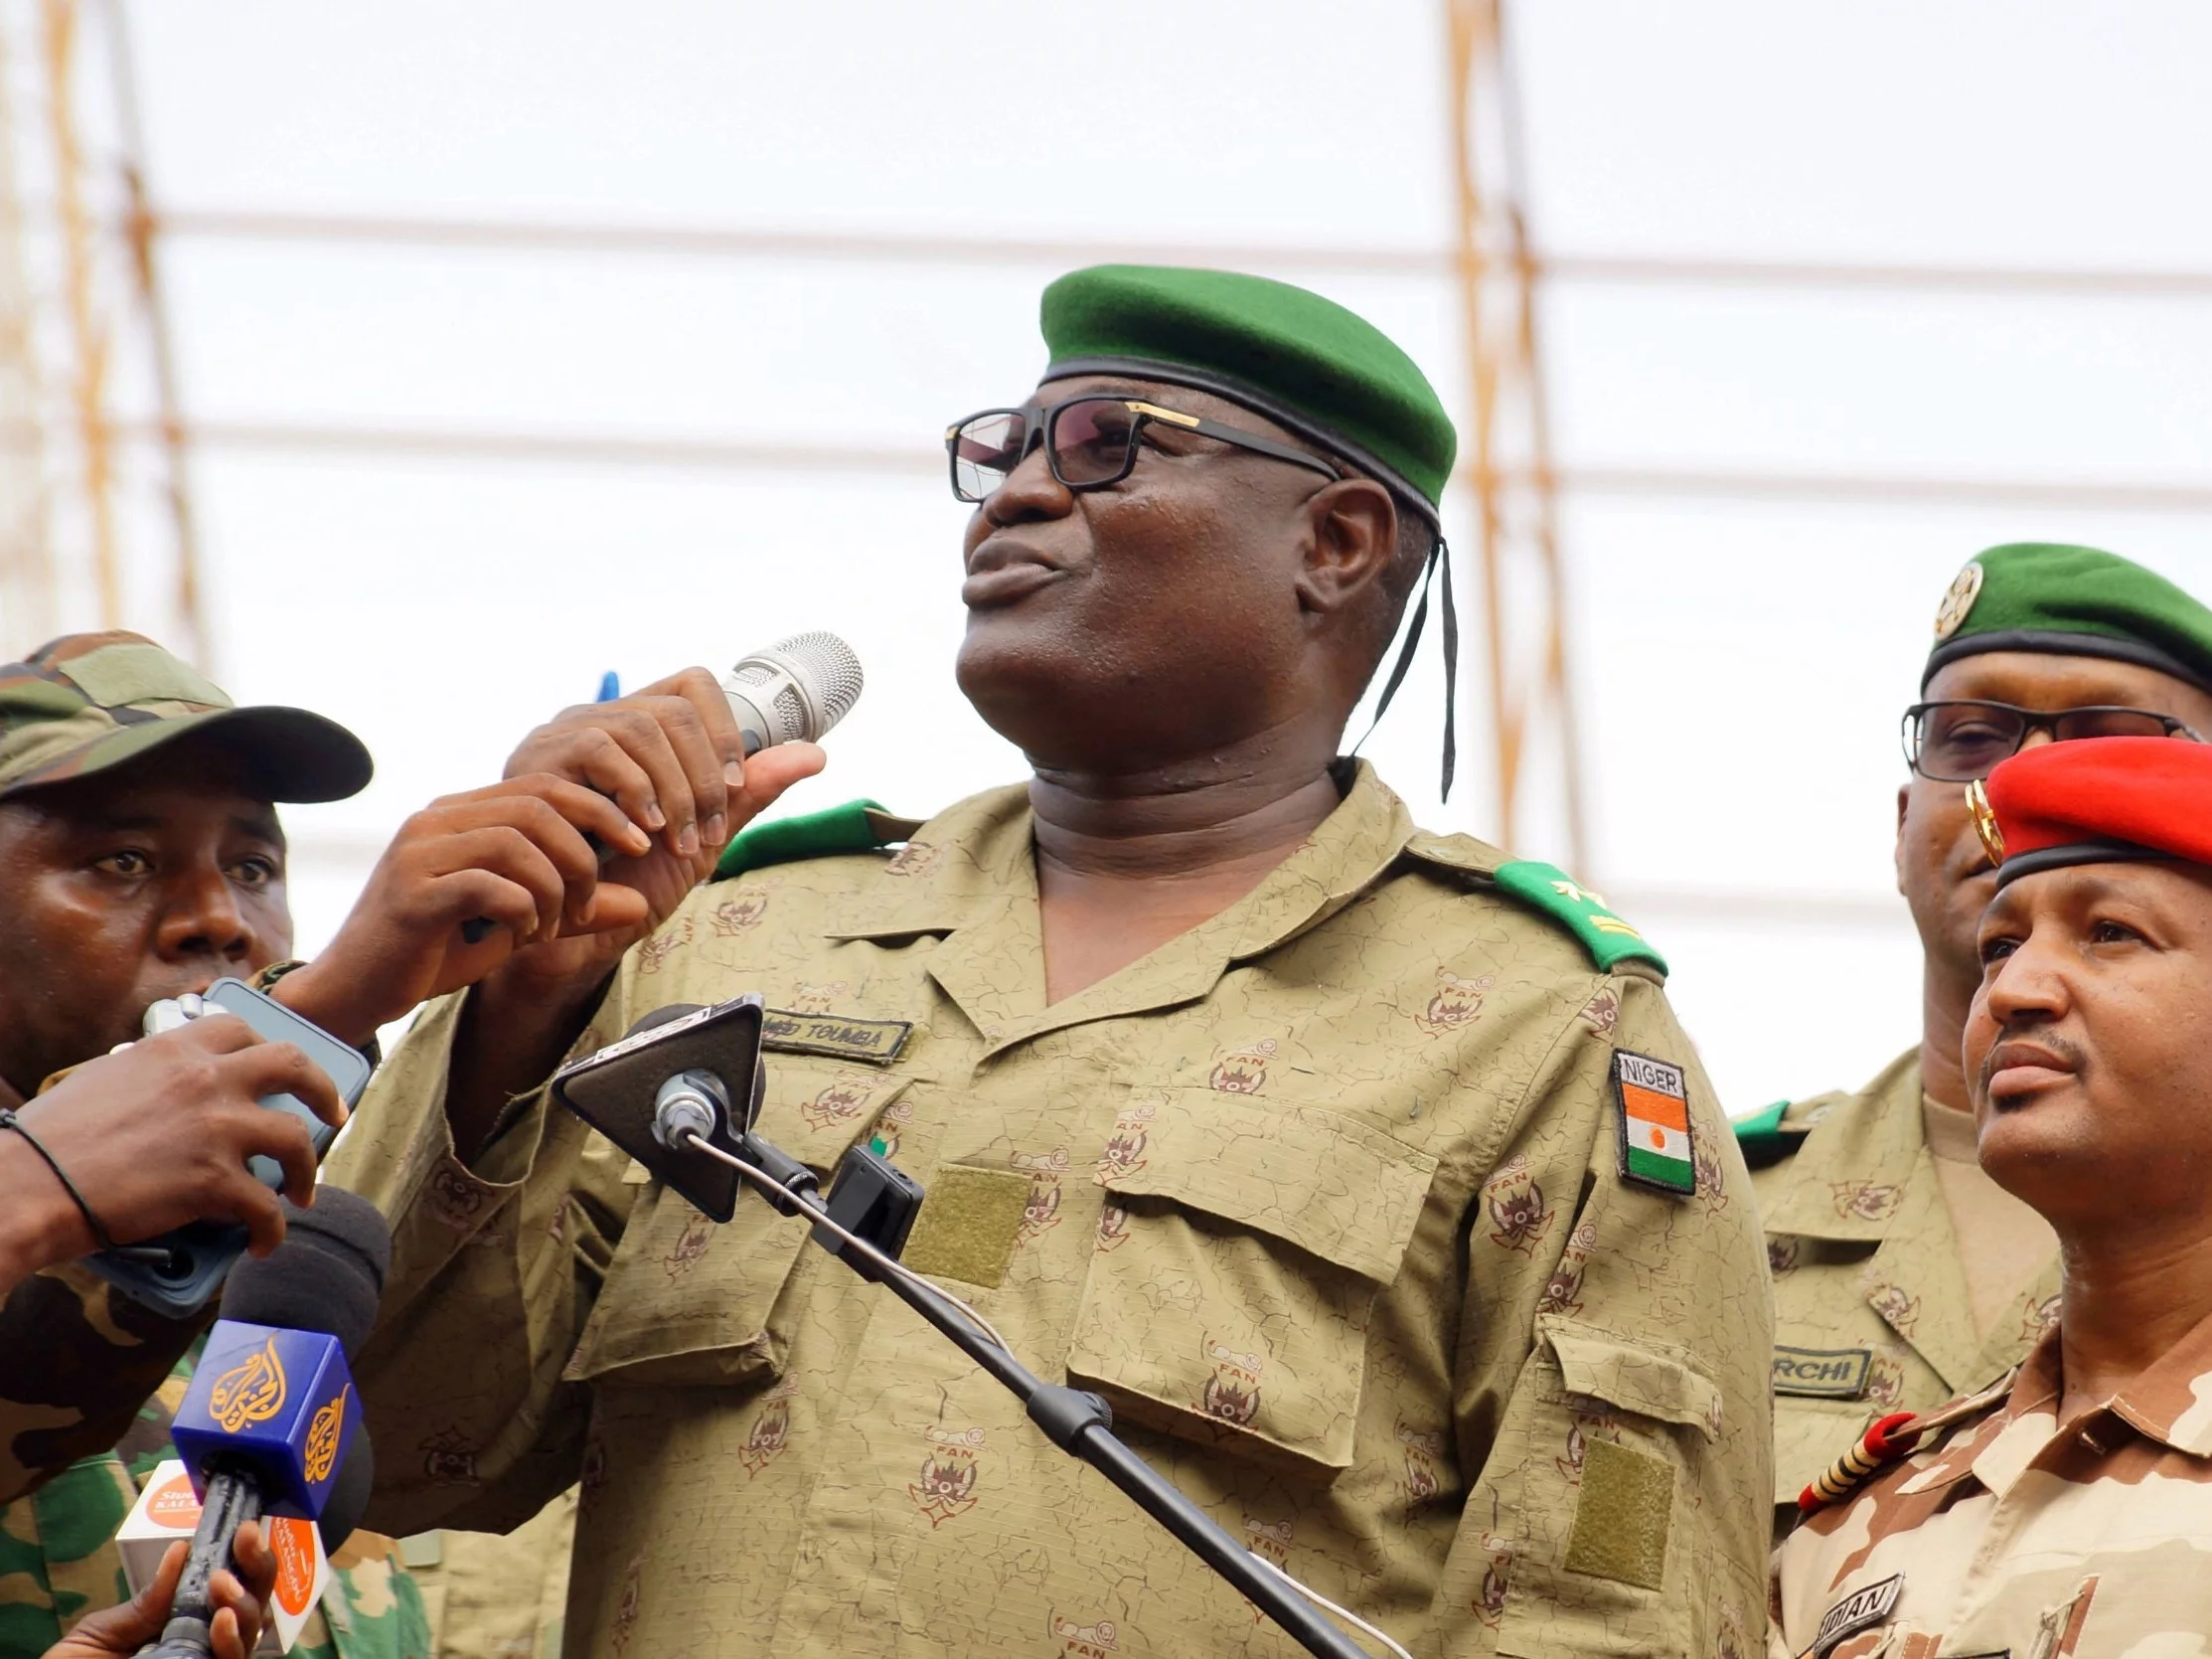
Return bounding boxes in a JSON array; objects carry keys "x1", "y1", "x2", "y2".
[
  {"x1": 1039, "y1": 264, "x2": 1457, "y2": 523},
  {"x1": 1925, "y1": 543, "x2": 2212, "y2": 695}
]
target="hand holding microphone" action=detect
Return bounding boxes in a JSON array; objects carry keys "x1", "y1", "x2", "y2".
[{"x1": 268, "y1": 635, "x2": 856, "y2": 1049}]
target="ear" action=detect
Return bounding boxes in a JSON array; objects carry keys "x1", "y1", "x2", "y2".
[
  {"x1": 1291, "y1": 478, "x2": 1399, "y2": 618},
  {"x1": 1894, "y1": 780, "x2": 1912, "y2": 897}
]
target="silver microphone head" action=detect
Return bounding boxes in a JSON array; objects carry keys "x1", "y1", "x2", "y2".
[{"x1": 720, "y1": 631, "x2": 865, "y2": 752}]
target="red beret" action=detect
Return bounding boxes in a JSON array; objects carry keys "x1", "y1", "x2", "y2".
[{"x1": 1979, "y1": 736, "x2": 2212, "y2": 888}]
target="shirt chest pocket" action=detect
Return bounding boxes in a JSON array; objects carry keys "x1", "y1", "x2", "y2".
[
  {"x1": 562, "y1": 1062, "x2": 912, "y2": 1390},
  {"x1": 1067, "y1": 1089, "x2": 1438, "y2": 1482}
]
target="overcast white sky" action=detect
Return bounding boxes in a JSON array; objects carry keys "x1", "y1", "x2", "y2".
[{"x1": 29, "y1": 0, "x2": 2212, "y2": 1107}]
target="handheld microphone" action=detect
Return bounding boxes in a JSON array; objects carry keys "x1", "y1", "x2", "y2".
[
  {"x1": 721, "y1": 631, "x2": 865, "y2": 756},
  {"x1": 459, "y1": 632, "x2": 864, "y2": 944},
  {"x1": 552, "y1": 999, "x2": 770, "y2": 1221},
  {"x1": 150, "y1": 1190, "x2": 391, "y2": 1659}
]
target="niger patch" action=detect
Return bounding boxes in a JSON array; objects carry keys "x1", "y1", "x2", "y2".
[
  {"x1": 760, "y1": 1009, "x2": 911, "y2": 1065},
  {"x1": 1613, "y1": 1051, "x2": 1695, "y2": 1197}
]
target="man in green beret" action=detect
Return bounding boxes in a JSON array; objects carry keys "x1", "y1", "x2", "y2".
[
  {"x1": 326, "y1": 264, "x2": 1774, "y2": 1657},
  {"x1": 1735, "y1": 543, "x2": 2212, "y2": 1529}
]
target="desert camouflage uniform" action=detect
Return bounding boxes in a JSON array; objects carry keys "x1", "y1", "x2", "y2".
[
  {"x1": 1740, "y1": 1053, "x2": 2060, "y2": 1513},
  {"x1": 400, "y1": 1491, "x2": 575, "y2": 1659},
  {"x1": 1770, "y1": 1311, "x2": 2212, "y2": 1656},
  {"x1": 327, "y1": 763, "x2": 1774, "y2": 1658},
  {"x1": 0, "y1": 1339, "x2": 431, "y2": 1659}
]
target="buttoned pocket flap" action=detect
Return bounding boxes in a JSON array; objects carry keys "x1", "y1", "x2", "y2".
[
  {"x1": 1067, "y1": 1091, "x2": 1437, "y2": 1479},
  {"x1": 565, "y1": 1065, "x2": 910, "y2": 1388},
  {"x1": 1100, "y1": 1094, "x2": 1438, "y2": 1284},
  {"x1": 1541, "y1": 1318, "x2": 1721, "y2": 1440}
]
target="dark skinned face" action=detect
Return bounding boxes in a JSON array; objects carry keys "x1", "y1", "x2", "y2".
[
  {"x1": 1896, "y1": 651, "x2": 2212, "y2": 999},
  {"x1": 0, "y1": 741, "x2": 292, "y2": 1096},
  {"x1": 953, "y1": 375, "x2": 1400, "y2": 773},
  {"x1": 1967, "y1": 861, "x2": 2212, "y2": 1230}
]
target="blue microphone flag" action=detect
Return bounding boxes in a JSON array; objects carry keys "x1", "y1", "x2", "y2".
[{"x1": 172, "y1": 1319, "x2": 359, "y2": 1520}]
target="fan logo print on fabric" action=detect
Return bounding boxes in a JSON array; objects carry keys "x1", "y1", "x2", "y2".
[
  {"x1": 1049, "y1": 1612, "x2": 1120, "y2": 1655},
  {"x1": 1475, "y1": 1531, "x2": 1513, "y2": 1628},
  {"x1": 1414, "y1": 968, "x2": 1495, "y2": 1037},
  {"x1": 908, "y1": 1425, "x2": 983, "y2": 1526},
  {"x1": 1200, "y1": 1336, "x2": 1265, "y2": 1426},
  {"x1": 419, "y1": 1426, "x2": 480, "y2": 1485},
  {"x1": 870, "y1": 1095, "x2": 914, "y2": 1157},
  {"x1": 1208, "y1": 1038, "x2": 1276, "y2": 1093},
  {"x1": 611, "y1": 1555, "x2": 645, "y2": 1655},
  {"x1": 709, "y1": 882, "x2": 774, "y2": 935},
  {"x1": 1094, "y1": 1204, "x2": 1131, "y2": 1252},
  {"x1": 1612, "y1": 1050, "x2": 1696, "y2": 1196},
  {"x1": 788, "y1": 980, "x2": 847, "y2": 1015},
  {"x1": 739, "y1": 1379, "x2": 800, "y2": 1477},
  {"x1": 800, "y1": 1074, "x2": 876, "y2": 1131},
  {"x1": 1832, "y1": 1181, "x2": 1903, "y2": 1222},
  {"x1": 1483, "y1": 1156, "x2": 1554, "y2": 1254},
  {"x1": 1867, "y1": 1283, "x2": 1922, "y2": 1339},
  {"x1": 635, "y1": 915, "x2": 694, "y2": 974},
  {"x1": 1013, "y1": 1147, "x2": 1070, "y2": 1242},
  {"x1": 1538, "y1": 1221, "x2": 1598, "y2": 1316},
  {"x1": 1397, "y1": 1421, "x2": 1445, "y2": 1501},
  {"x1": 662, "y1": 1210, "x2": 714, "y2": 1277},
  {"x1": 1094, "y1": 1102, "x2": 1155, "y2": 1184}
]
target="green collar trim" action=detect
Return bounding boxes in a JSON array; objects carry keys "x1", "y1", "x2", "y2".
[
  {"x1": 1489, "y1": 860, "x2": 1666, "y2": 976},
  {"x1": 712, "y1": 798, "x2": 916, "y2": 882},
  {"x1": 1729, "y1": 1099, "x2": 1801, "y2": 1169}
]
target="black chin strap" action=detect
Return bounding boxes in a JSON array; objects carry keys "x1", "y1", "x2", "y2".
[{"x1": 1350, "y1": 536, "x2": 1459, "y2": 801}]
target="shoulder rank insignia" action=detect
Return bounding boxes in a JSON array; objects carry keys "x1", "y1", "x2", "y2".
[
  {"x1": 712, "y1": 799, "x2": 925, "y2": 883},
  {"x1": 1490, "y1": 861, "x2": 1666, "y2": 976},
  {"x1": 1797, "y1": 1369, "x2": 2014, "y2": 1516},
  {"x1": 1613, "y1": 1050, "x2": 1695, "y2": 1197}
]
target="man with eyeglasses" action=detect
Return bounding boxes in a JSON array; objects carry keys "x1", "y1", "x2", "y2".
[
  {"x1": 1734, "y1": 542, "x2": 2212, "y2": 1531},
  {"x1": 324, "y1": 264, "x2": 1774, "y2": 1658}
]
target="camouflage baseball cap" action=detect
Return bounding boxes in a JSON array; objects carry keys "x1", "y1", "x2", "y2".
[{"x1": 0, "y1": 631, "x2": 372, "y2": 803}]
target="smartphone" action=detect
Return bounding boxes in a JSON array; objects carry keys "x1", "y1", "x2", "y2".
[{"x1": 81, "y1": 977, "x2": 376, "y2": 1317}]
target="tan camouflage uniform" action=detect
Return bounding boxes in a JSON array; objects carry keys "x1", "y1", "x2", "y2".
[
  {"x1": 1745, "y1": 1053, "x2": 2061, "y2": 1514},
  {"x1": 0, "y1": 1339, "x2": 431, "y2": 1659},
  {"x1": 1770, "y1": 1310, "x2": 2212, "y2": 1656},
  {"x1": 400, "y1": 1493, "x2": 575, "y2": 1659},
  {"x1": 327, "y1": 764, "x2": 1774, "y2": 1658}
]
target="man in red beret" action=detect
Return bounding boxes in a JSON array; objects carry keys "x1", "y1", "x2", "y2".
[{"x1": 1771, "y1": 736, "x2": 2212, "y2": 1655}]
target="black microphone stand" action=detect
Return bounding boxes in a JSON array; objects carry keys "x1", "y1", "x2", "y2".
[{"x1": 720, "y1": 1132, "x2": 1376, "y2": 1659}]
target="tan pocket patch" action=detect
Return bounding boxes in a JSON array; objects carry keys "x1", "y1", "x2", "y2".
[
  {"x1": 1563, "y1": 1437, "x2": 1672, "y2": 1590},
  {"x1": 900, "y1": 1166, "x2": 1031, "y2": 1288}
]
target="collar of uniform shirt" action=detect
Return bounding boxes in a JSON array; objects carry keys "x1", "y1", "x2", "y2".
[{"x1": 825, "y1": 758, "x2": 1421, "y2": 962}]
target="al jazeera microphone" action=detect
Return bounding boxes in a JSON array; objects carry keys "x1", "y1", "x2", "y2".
[
  {"x1": 148, "y1": 1190, "x2": 390, "y2": 1659},
  {"x1": 460, "y1": 632, "x2": 864, "y2": 944}
]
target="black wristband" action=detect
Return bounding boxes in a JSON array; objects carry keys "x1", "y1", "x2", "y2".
[{"x1": 0, "y1": 1104, "x2": 119, "y2": 1252}]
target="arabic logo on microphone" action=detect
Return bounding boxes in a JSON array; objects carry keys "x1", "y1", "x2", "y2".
[
  {"x1": 303, "y1": 1384, "x2": 351, "y2": 1483},
  {"x1": 209, "y1": 1335, "x2": 288, "y2": 1432}
]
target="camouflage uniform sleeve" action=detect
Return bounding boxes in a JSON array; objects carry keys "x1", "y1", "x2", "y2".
[
  {"x1": 324, "y1": 987, "x2": 638, "y2": 1541},
  {"x1": 0, "y1": 1262, "x2": 208, "y2": 1504},
  {"x1": 1440, "y1": 970, "x2": 1774, "y2": 1657}
]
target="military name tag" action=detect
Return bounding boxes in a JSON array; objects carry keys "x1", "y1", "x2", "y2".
[
  {"x1": 1773, "y1": 1345, "x2": 1872, "y2": 1400},
  {"x1": 761, "y1": 1010, "x2": 912, "y2": 1065},
  {"x1": 1813, "y1": 1573, "x2": 1902, "y2": 1659}
]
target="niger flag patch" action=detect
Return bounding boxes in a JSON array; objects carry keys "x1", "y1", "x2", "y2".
[{"x1": 1613, "y1": 1051, "x2": 1695, "y2": 1196}]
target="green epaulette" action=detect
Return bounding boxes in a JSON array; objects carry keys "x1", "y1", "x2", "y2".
[
  {"x1": 711, "y1": 798, "x2": 923, "y2": 882},
  {"x1": 1729, "y1": 1099, "x2": 1802, "y2": 1169},
  {"x1": 1488, "y1": 860, "x2": 1668, "y2": 977}
]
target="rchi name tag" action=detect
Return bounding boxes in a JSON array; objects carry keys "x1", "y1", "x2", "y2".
[
  {"x1": 1773, "y1": 1345, "x2": 1873, "y2": 1400},
  {"x1": 761, "y1": 1010, "x2": 911, "y2": 1065}
]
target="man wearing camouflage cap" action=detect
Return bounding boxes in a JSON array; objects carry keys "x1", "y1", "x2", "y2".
[
  {"x1": 328, "y1": 265, "x2": 1774, "y2": 1657},
  {"x1": 1735, "y1": 544, "x2": 2212, "y2": 1525},
  {"x1": 0, "y1": 631, "x2": 659, "y2": 1659},
  {"x1": 1773, "y1": 735, "x2": 2212, "y2": 1653}
]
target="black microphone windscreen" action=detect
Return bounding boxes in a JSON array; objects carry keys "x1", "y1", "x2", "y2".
[
  {"x1": 218, "y1": 1187, "x2": 392, "y2": 1357},
  {"x1": 317, "y1": 1430, "x2": 374, "y2": 1553}
]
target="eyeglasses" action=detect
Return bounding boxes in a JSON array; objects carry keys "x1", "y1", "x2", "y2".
[
  {"x1": 1900, "y1": 699, "x2": 2205, "y2": 781},
  {"x1": 944, "y1": 394, "x2": 1342, "y2": 504}
]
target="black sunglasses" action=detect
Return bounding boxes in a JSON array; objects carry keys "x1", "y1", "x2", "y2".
[
  {"x1": 944, "y1": 394, "x2": 1342, "y2": 504},
  {"x1": 1900, "y1": 699, "x2": 2204, "y2": 782}
]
